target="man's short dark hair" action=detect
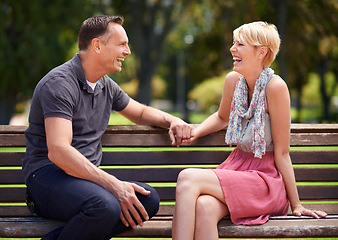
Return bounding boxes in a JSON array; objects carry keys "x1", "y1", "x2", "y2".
[{"x1": 78, "y1": 15, "x2": 124, "y2": 51}]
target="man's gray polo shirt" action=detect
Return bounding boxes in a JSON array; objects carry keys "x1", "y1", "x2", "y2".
[{"x1": 22, "y1": 53, "x2": 130, "y2": 182}]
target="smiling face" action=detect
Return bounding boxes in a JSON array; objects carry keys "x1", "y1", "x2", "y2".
[
  {"x1": 230, "y1": 38, "x2": 262, "y2": 75},
  {"x1": 98, "y1": 23, "x2": 131, "y2": 74},
  {"x1": 230, "y1": 22, "x2": 281, "y2": 72}
]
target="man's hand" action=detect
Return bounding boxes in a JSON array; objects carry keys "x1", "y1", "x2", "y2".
[
  {"x1": 168, "y1": 120, "x2": 194, "y2": 147},
  {"x1": 113, "y1": 181, "x2": 150, "y2": 229}
]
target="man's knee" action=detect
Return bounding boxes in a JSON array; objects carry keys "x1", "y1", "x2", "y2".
[
  {"x1": 84, "y1": 191, "x2": 121, "y2": 224},
  {"x1": 134, "y1": 182, "x2": 160, "y2": 219}
]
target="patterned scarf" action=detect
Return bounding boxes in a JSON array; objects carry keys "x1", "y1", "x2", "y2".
[{"x1": 225, "y1": 68, "x2": 274, "y2": 158}]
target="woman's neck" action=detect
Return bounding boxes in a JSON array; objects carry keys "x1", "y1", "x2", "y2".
[{"x1": 242, "y1": 67, "x2": 264, "y2": 91}]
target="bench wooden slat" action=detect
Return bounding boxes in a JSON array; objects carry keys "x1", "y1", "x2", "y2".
[
  {"x1": 152, "y1": 185, "x2": 338, "y2": 201},
  {"x1": 2, "y1": 150, "x2": 337, "y2": 167},
  {"x1": 0, "y1": 217, "x2": 66, "y2": 238},
  {"x1": 1, "y1": 203, "x2": 338, "y2": 218},
  {"x1": 293, "y1": 167, "x2": 338, "y2": 181},
  {"x1": 103, "y1": 123, "x2": 338, "y2": 134},
  {"x1": 0, "y1": 134, "x2": 27, "y2": 147},
  {"x1": 0, "y1": 125, "x2": 27, "y2": 134},
  {"x1": 297, "y1": 185, "x2": 338, "y2": 200},
  {"x1": 0, "y1": 123, "x2": 334, "y2": 134},
  {"x1": 0, "y1": 152, "x2": 25, "y2": 166},
  {"x1": 1, "y1": 132, "x2": 338, "y2": 148},
  {"x1": 1, "y1": 185, "x2": 337, "y2": 202},
  {"x1": 100, "y1": 133, "x2": 338, "y2": 147},
  {"x1": 104, "y1": 150, "x2": 338, "y2": 165},
  {"x1": 157, "y1": 203, "x2": 338, "y2": 216},
  {"x1": 290, "y1": 123, "x2": 338, "y2": 133},
  {"x1": 1, "y1": 167, "x2": 337, "y2": 184},
  {"x1": 216, "y1": 217, "x2": 338, "y2": 238},
  {"x1": 290, "y1": 151, "x2": 338, "y2": 164},
  {"x1": 289, "y1": 133, "x2": 338, "y2": 146},
  {"x1": 1, "y1": 216, "x2": 338, "y2": 238}
]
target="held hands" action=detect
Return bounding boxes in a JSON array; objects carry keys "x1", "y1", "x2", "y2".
[
  {"x1": 168, "y1": 120, "x2": 194, "y2": 147},
  {"x1": 115, "y1": 181, "x2": 150, "y2": 229},
  {"x1": 292, "y1": 204, "x2": 327, "y2": 219}
]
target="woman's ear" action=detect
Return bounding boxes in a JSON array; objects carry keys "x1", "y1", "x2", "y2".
[{"x1": 259, "y1": 46, "x2": 268, "y2": 58}]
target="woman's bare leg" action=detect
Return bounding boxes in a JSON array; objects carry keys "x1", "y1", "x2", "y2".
[
  {"x1": 194, "y1": 195, "x2": 229, "y2": 240},
  {"x1": 172, "y1": 168, "x2": 227, "y2": 240}
]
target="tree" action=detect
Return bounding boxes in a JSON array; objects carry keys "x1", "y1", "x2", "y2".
[
  {"x1": 0, "y1": 0, "x2": 97, "y2": 124},
  {"x1": 110, "y1": 0, "x2": 195, "y2": 105},
  {"x1": 283, "y1": 0, "x2": 338, "y2": 122}
]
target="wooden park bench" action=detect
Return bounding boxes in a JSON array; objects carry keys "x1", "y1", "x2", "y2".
[{"x1": 0, "y1": 124, "x2": 337, "y2": 238}]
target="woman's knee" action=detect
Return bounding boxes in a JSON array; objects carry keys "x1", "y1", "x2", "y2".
[
  {"x1": 196, "y1": 195, "x2": 215, "y2": 218},
  {"x1": 196, "y1": 195, "x2": 229, "y2": 224},
  {"x1": 177, "y1": 169, "x2": 196, "y2": 186},
  {"x1": 195, "y1": 196, "x2": 220, "y2": 228},
  {"x1": 176, "y1": 169, "x2": 202, "y2": 194}
]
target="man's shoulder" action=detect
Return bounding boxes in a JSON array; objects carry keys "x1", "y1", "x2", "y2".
[
  {"x1": 101, "y1": 75, "x2": 122, "y2": 90},
  {"x1": 38, "y1": 56, "x2": 81, "y2": 88},
  {"x1": 46, "y1": 57, "x2": 77, "y2": 79}
]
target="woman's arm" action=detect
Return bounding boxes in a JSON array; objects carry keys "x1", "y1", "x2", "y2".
[
  {"x1": 119, "y1": 98, "x2": 193, "y2": 146},
  {"x1": 267, "y1": 76, "x2": 327, "y2": 218}
]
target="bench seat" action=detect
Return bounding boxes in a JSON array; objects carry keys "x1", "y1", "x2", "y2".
[{"x1": 0, "y1": 124, "x2": 338, "y2": 238}]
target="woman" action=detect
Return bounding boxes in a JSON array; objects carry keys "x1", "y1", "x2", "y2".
[{"x1": 172, "y1": 22, "x2": 327, "y2": 240}]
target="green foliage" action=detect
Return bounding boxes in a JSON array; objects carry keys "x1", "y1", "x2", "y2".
[
  {"x1": 160, "y1": 0, "x2": 338, "y2": 122},
  {"x1": 2, "y1": 0, "x2": 338, "y2": 123},
  {"x1": 188, "y1": 71, "x2": 229, "y2": 113},
  {"x1": 117, "y1": 75, "x2": 167, "y2": 99},
  {"x1": 302, "y1": 73, "x2": 326, "y2": 107},
  {"x1": 0, "y1": 0, "x2": 98, "y2": 123}
]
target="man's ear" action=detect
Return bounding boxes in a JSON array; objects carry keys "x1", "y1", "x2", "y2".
[{"x1": 92, "y1": 38, "x2": 101, "y2": 53}]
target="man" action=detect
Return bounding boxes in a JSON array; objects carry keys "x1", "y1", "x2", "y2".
[{"x1": 22, "y1": 15, "x2": 193, "y2": 240}]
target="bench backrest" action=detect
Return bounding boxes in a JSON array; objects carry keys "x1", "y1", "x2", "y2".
[{"x1": 0, "y1": 124, "x2": 337, "y2": 217}]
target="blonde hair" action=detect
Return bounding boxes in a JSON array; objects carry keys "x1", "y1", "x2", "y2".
[{"x1": 233, "y1": 21, "x2": 280, "y2": 68}]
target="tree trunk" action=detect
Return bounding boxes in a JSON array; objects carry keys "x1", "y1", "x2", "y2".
[
  {"x1": 121, "y1": 0, "x2": 183, "y2": 105},
  {"x1": 275, "y1": 0, "x2": 288, "y2": 81},
  {"x1": 295, "y1": 73, "x2": 303, "y2": 123},
  {"x1": 317, "y1": 57, "x2": 330, "y2": 122}
]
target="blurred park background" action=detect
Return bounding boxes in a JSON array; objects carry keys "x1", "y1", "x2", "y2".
[{"x1": 1, "y1": 0, "x2": 338, "y2": 125}]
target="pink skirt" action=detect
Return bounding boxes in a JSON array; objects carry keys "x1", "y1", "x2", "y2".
[{"x1": 212, "y1": 146, "x2": 289, "y2": 225}]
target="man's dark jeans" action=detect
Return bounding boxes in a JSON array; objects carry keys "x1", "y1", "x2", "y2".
[{"x1": 26, "y1": 164, "x2": 160, "y2": 240}]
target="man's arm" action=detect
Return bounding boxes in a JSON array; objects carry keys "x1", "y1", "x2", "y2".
[
  {"x1": 45, "y1": 117, "x2": 151, "y2": 229},
  {"x1": 119, "y1": 98, "x2": 194, "y2": 146}
]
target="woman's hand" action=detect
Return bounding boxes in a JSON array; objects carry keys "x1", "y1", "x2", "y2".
[
  {"x1": 168, "y1": 121, "x2": 194, "y2": 147},
  {"x1": 292, "y1": 204, "x2": 327, "y2": 219}
]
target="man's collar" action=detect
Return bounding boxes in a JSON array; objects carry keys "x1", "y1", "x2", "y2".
[{"x1": 72, "y1": 53, "x2": 105, "y2": 93}]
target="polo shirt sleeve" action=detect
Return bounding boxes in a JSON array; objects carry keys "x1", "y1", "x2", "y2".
[{"x1": 39, "y1": 77, "x2": 76, "y2": 121}]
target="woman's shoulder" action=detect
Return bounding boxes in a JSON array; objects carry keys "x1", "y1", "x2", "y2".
[
  {"x1": 225, "y1": 71, "x2": 241, "y2": 81},
  {"x1": 267, "y1": 75, "x2": 288, "y2": 91},
  {"x1": 224, "y1": 71, "x2": 241, "y2": 89},
  {"x1": 266, "y1": 75, "x2": 290, "y2": 100}
]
